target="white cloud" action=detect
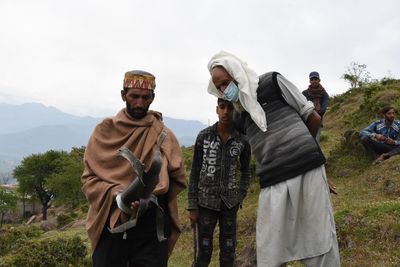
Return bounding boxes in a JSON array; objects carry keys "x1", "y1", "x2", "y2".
[{"x1": 0, "y1": 0, "x2": 399, "y2": 124}]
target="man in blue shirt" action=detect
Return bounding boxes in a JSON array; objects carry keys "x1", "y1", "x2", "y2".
[{"x1": 359, "y1": 106, "x2": 400, "y2": 163}]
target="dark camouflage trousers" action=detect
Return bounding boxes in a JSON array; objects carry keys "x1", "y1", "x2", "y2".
[{"x1": 192, "y1": 203, "x2": 239, "y2": 267}]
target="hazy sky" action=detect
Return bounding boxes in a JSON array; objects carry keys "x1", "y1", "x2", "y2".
[{"x1": 1, "y1": 0, "x2": 399, "y2": 124}]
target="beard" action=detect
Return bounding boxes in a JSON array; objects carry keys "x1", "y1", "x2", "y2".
[
  {"x1": 385, "y1": 117, "x2": 394, "y2": 123},
  {"x1": 126, "y1": 103, "x2": 149, "y2": 119}
]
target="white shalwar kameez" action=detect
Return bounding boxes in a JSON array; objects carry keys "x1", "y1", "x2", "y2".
[{"x1": 256, "y1": 75, "x2": 340, "y2": 267}]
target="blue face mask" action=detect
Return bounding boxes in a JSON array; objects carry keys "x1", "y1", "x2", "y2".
[{"x1": 223, "y1": 81, "x2": 239, "y2": 102}]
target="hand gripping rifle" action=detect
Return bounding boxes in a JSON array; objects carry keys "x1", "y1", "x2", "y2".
[{"x1": 109, "y1": 130, "x2": 167, "y2": 242}]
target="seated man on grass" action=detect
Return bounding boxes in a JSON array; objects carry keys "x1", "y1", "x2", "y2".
[{"x1": 360, "y1": 106, "x2": 400, "y2": 164}]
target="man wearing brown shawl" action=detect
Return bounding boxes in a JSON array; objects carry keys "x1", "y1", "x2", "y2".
[
  {"x1": 302, "y1": 71, "x2": 330, "y2": 142},
  {"x1": 82, "y1": 70, "x2": 187, "y2": 267}
]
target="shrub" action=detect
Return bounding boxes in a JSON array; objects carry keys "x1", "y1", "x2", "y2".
[
  {"x1": 0, "y1": 225, "x2": 42, "y2": 256},
  {"x1": 0, "y1": 235, "x2": 88, "y2": 267},
  {"x1": 56, "y1": 212, "x2": 75, "y2": 228}
]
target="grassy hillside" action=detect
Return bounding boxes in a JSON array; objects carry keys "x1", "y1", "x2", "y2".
[
  {"x1": 320, "y1": 79, "x2": 400, "y2": 267},
  {"x1": 1, "y1": 79, "x2": 399, "y2": 266}
]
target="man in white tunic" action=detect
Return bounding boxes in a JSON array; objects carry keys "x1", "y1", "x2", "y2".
[{"x1": 206, "y1": 51, "x2": 340, "y2": 267}]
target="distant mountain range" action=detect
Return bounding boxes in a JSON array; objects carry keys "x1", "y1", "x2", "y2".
[{"x1": 0, "y1": 102, "x2": 207, "y2": 175}]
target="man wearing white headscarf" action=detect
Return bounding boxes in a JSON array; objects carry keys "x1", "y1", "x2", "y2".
[{"x1": 207, "y1": 51, "x2": 340, "y2": 267}]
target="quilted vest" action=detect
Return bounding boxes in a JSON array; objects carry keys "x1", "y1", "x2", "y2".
[{"x1": 234, "y1": 72, "x2": 326, "y2": 188}]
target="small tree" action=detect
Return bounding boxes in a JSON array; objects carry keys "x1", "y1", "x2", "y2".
[
  {"x1": 342, "y1": 61, "x2": 371, "y2": 90},
  {"x1": 0, "y1": 187, "x2": 18, "y2": 227},
  {"x1": 47, "y1": 147, "x2": 86, "y2": 208},
  {"x1": 13, "y1": 150, "x2": 68, "y2": 220}
]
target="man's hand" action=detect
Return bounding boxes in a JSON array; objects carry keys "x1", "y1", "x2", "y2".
[
  {"x1": 188, "y1": 209, "x2": 200, "y2": 227},
  {"x1": 306, "y1": 111, "x2": 321, "y2": 138},
  {"x1": 327, "y1": 180, "x2": 338, "y2": 194},
  {"x1": 118, "y1": 200, "x2": 140, "y2": 223},
  {"x1": 375, "y1": 134, "x2": 386, "y2": 141},
  {"x1": 385, "y1": 137, "x2": 396, "y2": 145},
  {"x1": 130, "y1": 200, "x2": 140, "y2": 210}
]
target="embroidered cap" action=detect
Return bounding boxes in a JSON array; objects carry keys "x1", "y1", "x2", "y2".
[{"x1": 123, "y1": 70, "x2": 156, "y2": 90}]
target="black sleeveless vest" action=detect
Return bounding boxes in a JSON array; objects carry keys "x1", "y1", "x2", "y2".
[{"x1": 234, "y1": 72, "x2": 326, "y2": 188}]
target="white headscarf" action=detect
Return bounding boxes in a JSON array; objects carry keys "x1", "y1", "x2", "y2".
[{"x1": 207, "y1": 51, "x2": 267, "y2": 132}]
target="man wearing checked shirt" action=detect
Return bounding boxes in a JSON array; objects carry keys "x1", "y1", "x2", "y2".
[{"x1": 360, "y1": 106, "x2": 400, "y2": 164}]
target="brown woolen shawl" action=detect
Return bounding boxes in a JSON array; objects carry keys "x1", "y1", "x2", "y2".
[
  {"x1": 81, "y1": 108, "x2": 187, "y2": 254},
  {"x1": 307, "y1": 84, "x2": 326, "y2": 113}
]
